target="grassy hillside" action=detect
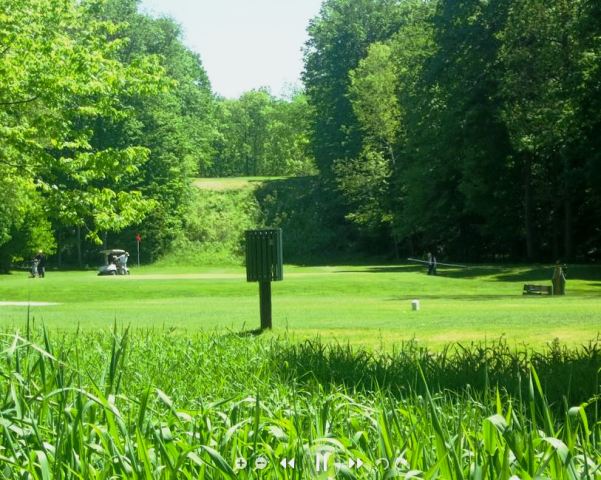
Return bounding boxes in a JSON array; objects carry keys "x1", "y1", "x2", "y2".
[
  {"x1": 161, "y1": 176, "x2": 355, "y2": 266},
  {"x1": 157, "y1": 180, "x2": 264, "y2": 266},
  {"x1": 193, "y1": 176, "x2": 287, "y2": 191}
]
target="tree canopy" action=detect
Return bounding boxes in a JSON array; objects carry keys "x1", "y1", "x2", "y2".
[{"x1": 0, "y1": 0, "x2": 219, "y2": 268}]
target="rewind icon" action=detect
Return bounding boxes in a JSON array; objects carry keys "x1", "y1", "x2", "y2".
[{"x1": 280, "y1": 457, "x2": 296, "y2": 469}]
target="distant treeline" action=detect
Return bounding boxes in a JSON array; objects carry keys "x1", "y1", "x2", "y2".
[
  {"x1": 2, "y1": 0, "x2": 600, "y2": 269},
  {"x1": 206, "y1": 89, "x2": 317, "y2": 178}
]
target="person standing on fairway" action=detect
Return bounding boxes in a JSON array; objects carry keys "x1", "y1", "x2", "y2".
[
  {"x1": 427, "y1": 252, "x2": 437, "y2": 275},
  {"x1": 30, "y1": 256, "x2": 39, "y2": 278},
  {"x1": 34, "y1": 250, "x2": 46, "y2": 278},
  {"x1": 116, "y1": 251, "x2": 129, "y2": 275},
  {"x1": 552, "y1": 261, "x2": 566, "y2": 295}
]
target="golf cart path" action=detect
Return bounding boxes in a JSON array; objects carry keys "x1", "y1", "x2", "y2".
[{"x1": 0, "y1": 301, "x2": 61, "y2": 307}]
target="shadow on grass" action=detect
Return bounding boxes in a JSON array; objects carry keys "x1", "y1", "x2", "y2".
[
  {"x1": 385, "y1": 294, "x2": 523, "y2": 302},
  {"x1": 237, "y1": 328, "x2": 267, "y2": 337},
  {"x1": 220, "y1": 327, "x2": 267, "y2": 339},
  {"x1": 335, "y1": 265, "x2": 424, "y2": 274},
  {"x1": 336, "y1": 264, "x2": 533, "y2": 280},
  {"x1": 337, "y1": 263, "x2": 601, "y2": 283}
]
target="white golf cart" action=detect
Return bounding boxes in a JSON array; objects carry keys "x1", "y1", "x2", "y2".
[{"x1": 98, "y1": 249, "x2": 130, "y2": 276}]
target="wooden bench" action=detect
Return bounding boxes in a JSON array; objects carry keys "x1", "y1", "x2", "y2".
[{"x1": 523, "y1": 284, "x2": 553, "y2": 295}]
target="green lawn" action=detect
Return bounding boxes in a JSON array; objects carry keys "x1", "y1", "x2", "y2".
[{"x1": 1, "y1": 263, "x2": 599, "y2": 348}]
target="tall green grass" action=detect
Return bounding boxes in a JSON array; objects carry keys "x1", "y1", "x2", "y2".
[
  {"x1": 0, "y1": 325, "x2": 599, "y2": 478},
  {"x1": 274, "y1": 338, "x2": 601, "y2": 407}
]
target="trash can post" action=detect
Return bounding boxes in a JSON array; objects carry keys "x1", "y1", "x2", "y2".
[
  {"x1": 245, "y1": 229, "x2": 283, "y2": 330},
  {"x1": 259, "y1": 281, "x2": 272, "y2": 329}
]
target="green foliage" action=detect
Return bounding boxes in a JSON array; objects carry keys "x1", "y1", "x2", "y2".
[
  {"x1": 497, "y1": 0, "x2": 597, "y2": 259},
  {"x1": 333, "y1": 150, "x2": 392, "y2": 232},
  {"x1": 264, "y1": 92, "x2": 317, "y2": 176},
  {"x1": 159, "y1": 188, "x2": 261, "y2": 266},
  {"x1": 349, "y1": 42, "x2": 401, "y2": 152},
  {"x1": 255, "y1": 176, "x2": 356, "y2": 262},
  {"x1": 338, "y1": 42, "x2": 401, "y2": 236},
  {"x1": 304, "y1": 0, "x2": 601, "y2": 262},
  {"x1": 78, "y1": 0, "x2": 217, "y2": 263},
  {"x1": 0, "y1": 182, "x2": 55, "y2": 272},
  {"x1": 0, "y1": 0, "x2": 180, "y2": 266},
  {"x1": 303, "y1": 0, "x2": 407, "y2": 175},
  {"x1": 0, "y1": 0, "x2": 218, "y2": 267},
  {"x1": 209, "y1": 89, "x2": 316, "y2": 177},
  {"x1": 399, "y1": 0, "x2": 518, "y2": 258},
  {"x1": 4, "y1": 0, "x2": 600, "y2": 267}
]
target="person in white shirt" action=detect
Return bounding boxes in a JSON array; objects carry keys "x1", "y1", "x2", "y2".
[{"x1": 116, "y1": 252, "x2": 129, "y2": 275}]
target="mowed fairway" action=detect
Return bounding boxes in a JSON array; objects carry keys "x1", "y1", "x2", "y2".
[{"x1": 1, "y1": 263, "x2": 599, "y2": 347}]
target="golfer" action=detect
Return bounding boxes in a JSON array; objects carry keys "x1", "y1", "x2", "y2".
[
  {"x1": 427, "y1": 252, "x2": 437, "y2": 275},
  {"x1": 34, "y1": 250, "x2": 46, "y2": 278}
]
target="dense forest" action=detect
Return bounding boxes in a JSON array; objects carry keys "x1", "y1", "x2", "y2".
[
  {"x1": 304, "y1": 0, "x2": 601, "y2": 262},
  {"x1": 1, "y1": 0, "x2": 600, "y2": 269}
]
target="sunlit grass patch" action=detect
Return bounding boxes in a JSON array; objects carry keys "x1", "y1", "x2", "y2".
[
  {"x1": 192, "y1": 176, "x2": 287, "y2": 191},
  {"x1": 0, "y1": 263, "x2": 599, "y2": 348}
]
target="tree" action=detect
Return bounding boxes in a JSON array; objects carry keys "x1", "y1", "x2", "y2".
[
  {"x1": 499, "y1": 0, "x2": 590, "y2": 259},
  {"x1": 395, "y1": 0, "x2": 518, "y2": 259},
  {"x1": 209, "y1": 89, "x2": 315, "y2": 177},
  {"x1": 264, "y1": 92, "x2": 316, "y2": 176},
  {"x1": 337, "y1": 43, "x2": 399, "y2": 238},
  {"x1": 303, "y1": 0, "x2": 405, "y2": 177},
  {"x1": 349, "y1": 43, "x2": 401, "y2": 162},
  {"x1": 63, "y1": 0, "x2": 218, "y2": 263},
  {"x1": 577, "y1": 0, "x2": 601, "y2": 258},
  {"x1": 0, "y1": 0, "x2": 159, "y2": 269}
]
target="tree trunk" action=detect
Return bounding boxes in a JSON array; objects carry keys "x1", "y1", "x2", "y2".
[
  {"x1": 391, "y1": 231, "x2": 400, "y2": 260},
  {"x1": 562, "y1": 153, "x2": 573, "y2": 260},
  {"x1": 407, "y1": 235, "x2": 415, "y2": 257},
  {"x1": 57, "y1": 228, "x2": 62, "y2": 268},
  {"x1": 523, "y1": 155, "x2": 535, "y2": 260},
  {"x1": 552, "y1": 207, "x2": 561, "y2": 261},
  {"x1": 76, "y1": 226, "x2": 82, "y2": 268},
  {"x1": 564, "y1": 197, "x2": 573, "y2": 260}
]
